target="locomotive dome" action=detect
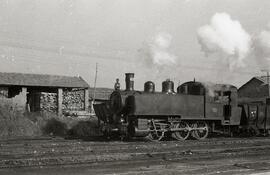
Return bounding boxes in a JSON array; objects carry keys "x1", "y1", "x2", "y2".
[
  {"x1": 144, "y1": 81, "x2": 155, "y2": 93},
  {"x1": 162, "y1": 79, "x2": 175, "y2": 93}
]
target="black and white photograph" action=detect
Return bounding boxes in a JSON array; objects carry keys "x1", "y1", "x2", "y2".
[{"x1": 0, "y1": 0, "x2": 270, "y2": 174}]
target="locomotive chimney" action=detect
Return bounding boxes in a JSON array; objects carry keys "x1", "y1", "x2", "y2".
[{"x1": 125, "y1": 73, "x2": 134, "y2": 91}]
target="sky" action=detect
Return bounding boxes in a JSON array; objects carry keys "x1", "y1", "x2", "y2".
[{"x1": 0, "y1": 0, "x2": 270, "y2": 90}]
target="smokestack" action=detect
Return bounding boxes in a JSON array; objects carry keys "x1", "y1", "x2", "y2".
[{"x1": 125, "y1": 73, "x2": 134, "y2": 91}]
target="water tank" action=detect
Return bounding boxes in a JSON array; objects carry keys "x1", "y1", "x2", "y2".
[
  {"x1": 144, "y1": 81, "x2": 155, "y2": 93},
  {"x1": 162, "y1": 79, "x2": 175, "y2": 93}
]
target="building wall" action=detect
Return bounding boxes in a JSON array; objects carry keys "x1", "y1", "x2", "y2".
[
  {"x1": 0, "y1": 87, "x2": 8, "y2": 98},
  {"x1": 0, "y1": 86, "x2": 27, "y2": 111},
  {"x1": 238, "y1": 78, "x2": 269, "y2": 98},
  {"x1": 0, "y1": 86, "x2": 87, "y2": 114}
]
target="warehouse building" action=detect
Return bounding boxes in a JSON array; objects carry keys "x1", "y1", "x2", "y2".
[{"x1": 0, "y1": 72, "x2": 89, "y2": 116}]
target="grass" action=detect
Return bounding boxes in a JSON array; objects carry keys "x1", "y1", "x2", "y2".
[{"x1": 0, "y1": 103, "x2": 101, "y2": 139}]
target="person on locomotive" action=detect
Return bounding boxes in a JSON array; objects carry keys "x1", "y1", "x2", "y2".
[{"x1": 114, "y1": 78, "x2": 120, "y2": 90}]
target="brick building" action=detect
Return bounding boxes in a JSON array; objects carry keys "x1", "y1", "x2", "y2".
[{"x1": 0, "y1": 72, "x2": 89, "y2": 116}]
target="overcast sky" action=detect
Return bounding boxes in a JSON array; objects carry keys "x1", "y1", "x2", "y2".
[{"x1": 0, "y1": 0, "x2": 269, "y2": 90}]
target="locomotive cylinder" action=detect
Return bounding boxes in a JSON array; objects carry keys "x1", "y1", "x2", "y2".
[
  {"x1": 162, "y1": 79, "x2": 175, "y2": 93},
  {"x1": 125, "y1": 73, "x2": 134, "y2": 91},
  {"x1": 144, "y1": 81, "x2": 155, "y2": 93}
]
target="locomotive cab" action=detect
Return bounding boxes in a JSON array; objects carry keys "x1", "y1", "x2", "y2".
[{"x1": 177, "y1": 82, "x2": 242, "y2": 136}]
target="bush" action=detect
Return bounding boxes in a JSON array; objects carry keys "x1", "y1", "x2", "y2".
[
  {"x1": 0, "y1": 102, "x2": 100, "y2": 139},
  {"x1": 43, "y1": 118, "x2": 68, "y2": 136},
  {"x1": 0, "y1": 104, "x2": 41, "y2": 138},
  {"x1": 68, "y1": 120, "x2": 101, "y2": 138}
]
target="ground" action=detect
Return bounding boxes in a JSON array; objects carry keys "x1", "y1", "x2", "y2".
[{"x1": 0, "y1": 137, "x2": 270, "y2": 174}]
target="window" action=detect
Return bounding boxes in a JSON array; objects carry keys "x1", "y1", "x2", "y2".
[{"x1": 214, "y1": 91, "x2": 222, "y2": 102}]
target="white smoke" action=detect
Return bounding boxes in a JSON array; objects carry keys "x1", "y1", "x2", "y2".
[
  {"x1": 197, "y1": 13, "x2": 251, "y2": 69},
  {"x1": 149, "y1": 32, "x2": 177, "y2": 66},
  {"x1": 253, "y1": 24, "x2": 270, "y2": 69}
]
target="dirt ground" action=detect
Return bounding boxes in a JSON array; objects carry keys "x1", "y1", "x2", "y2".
[{"x1": 0, "y1": 137, "x2": 270, "y2": 175}]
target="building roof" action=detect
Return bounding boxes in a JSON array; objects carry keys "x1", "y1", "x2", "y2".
[
  {"x1": 255, "y1": 76, "x2": 270, "y2": 84},
  {"x1": 0, "y1": 72, "x2": 89, "y2": 88},
  {"x1": 238, "y1": 76, "x2": 268, "y2": 91},
  {"x1": 89, "y1": 87, "x2": 113, "y2": 100}
]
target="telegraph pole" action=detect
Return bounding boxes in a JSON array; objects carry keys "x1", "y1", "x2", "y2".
[
  {"x1": 93, "y1": 63, "x2": 98, "y2": 104},
  {"x1": 262, "y1": 69, "x2": 270, "y2": 135},
  {"x1": 262, "y1": 69, "x2": 270, "y2": 97}
]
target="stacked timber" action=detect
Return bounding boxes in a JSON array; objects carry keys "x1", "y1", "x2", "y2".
[
  {"x1": 63, "y1": 90, "x2": 85, "y2": 111},
  {"x1": 40, "y1": 93, "x2": 57, "y2": 112}
]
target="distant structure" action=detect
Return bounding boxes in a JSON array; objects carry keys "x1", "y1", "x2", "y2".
[
  {"x1": 238, "y1": 76, "x2": 270, "y2": 99},
  {"x1": 0, "y1": 72, "x2": 89, "y2": 116}
]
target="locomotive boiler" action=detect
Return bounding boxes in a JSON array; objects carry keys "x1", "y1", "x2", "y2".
[{"x1": 94, "y1": 73, "x2": 242, "y2": 141}]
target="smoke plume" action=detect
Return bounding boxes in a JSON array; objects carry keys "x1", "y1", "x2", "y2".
[
  {"x1": 197, "y1": 13, "x2": 251, "y2": 69},
  {"x1": 149, "y1": 32, "x2": 177, "y2": 66},
  {"x1": 253, "y1": 24, "x2": 270, "y2": 69}
]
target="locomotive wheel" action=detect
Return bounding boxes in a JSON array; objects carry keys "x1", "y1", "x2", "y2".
[
  {"x1": 191, "y1": 121, "x2": 209, "y2": 140},
  {"x1": 146, "y1": 122, "x2": 165, "y2": 141},
  {"x1": 147, "y1": 130, "x2": 165, "y2": 141},
  {"x1": 171, "y1": 121, "x2": 190, "y2": 141}
]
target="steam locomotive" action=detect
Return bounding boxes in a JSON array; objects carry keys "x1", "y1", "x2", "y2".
[{"x1": 94, "y1": 73, "x2": 270, "y2": 141}]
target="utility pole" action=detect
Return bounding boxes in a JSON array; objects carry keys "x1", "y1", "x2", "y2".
[
  {"x1": 261, "y1": 69, "x2": 270, "y2": 136},
  {"x1": 262, "y1": 69, "x2": 270, "y2": 97},
  {"x1": 93, "y1": 63, "x2": 98, "y2": 104}
]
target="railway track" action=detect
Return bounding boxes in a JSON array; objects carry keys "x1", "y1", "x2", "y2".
[{"x1": 0, "y1": 136, "x2": 270, "y2": 169}]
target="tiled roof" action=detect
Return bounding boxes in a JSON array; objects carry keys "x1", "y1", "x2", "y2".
[
  {"x1": 255, "y1": 76, "x2": 270, "y2": 84},
  {"x1": 0, "y1": 72, "x2": 89, "y2": 88}
]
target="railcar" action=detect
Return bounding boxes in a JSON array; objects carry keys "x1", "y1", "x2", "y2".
[
  {"x1": 94, "y1": 73, "x2": 242, "y2": 141},
  {"x1": 238, "y1": 97, "x2": 270, "y2": 136}
]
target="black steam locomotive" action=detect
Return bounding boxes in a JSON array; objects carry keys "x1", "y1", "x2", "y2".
[{"x1": 94, "y1": 73, "x2": 270, "y2": 141}]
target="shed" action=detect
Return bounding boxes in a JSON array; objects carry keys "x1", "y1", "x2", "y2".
[
  {"x1": 238, "y1": 76, "x2": 270, "y2": 132},
  {"x1": 238, "y1": 76, "x2": 270, "y2": 99},
  {"x1": 0, "y1": 72, "x2": 90, "y2": 116}
]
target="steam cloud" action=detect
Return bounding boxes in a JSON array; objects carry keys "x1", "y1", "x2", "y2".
[
  {"x1": 253, "y1": 24, "x2": 270, "y2": 69},
  {"x1": 197, "y1": 13, "x2": 251, "y2": 69},
  {"x1": 149, "y1": 32, "x2": 177, "y2": 66}
]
